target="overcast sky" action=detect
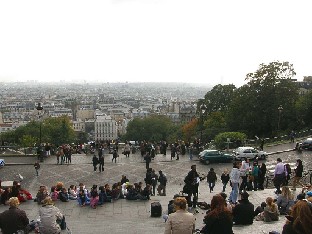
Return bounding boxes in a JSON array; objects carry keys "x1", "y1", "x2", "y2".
[{"x1": 0, "y1": 0, "x2": 311, "y2": 87}]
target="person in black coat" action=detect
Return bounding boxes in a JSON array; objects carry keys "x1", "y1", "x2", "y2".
[
  {"x1": 292, "y1": 159, "x2": 304, "y2": 190},
  {"x1": 92, "y1": 154, "x2": 99, "y2": 171},
  {"x1": 201, "y1": 195, "x2": 233, "y2": 234},
  {"x1": 232, "y1": 192, "x2": 254, "y2": 225},
  {"x1": 184, "y1": 165, "x2": 201, "y2": 208},
  {"x1": 0, "y1": 197, "x2": 29, "y2": 234},
  {"x1": 98, "y1": 155, "x2": 104, "y2": 172}
]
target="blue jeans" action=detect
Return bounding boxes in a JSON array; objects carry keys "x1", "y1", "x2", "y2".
[{"x1": 230, "y1": 182, "x2": 239, "y2": 204}]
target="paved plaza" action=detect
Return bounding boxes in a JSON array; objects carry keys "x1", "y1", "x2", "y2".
[{"x1": 0, "y1": 142, "x2": 306, "y2": 233}]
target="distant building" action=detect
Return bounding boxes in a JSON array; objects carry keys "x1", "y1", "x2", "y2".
[
  {"x1": 94, "y1": 116, "x2": 117, "y2": 141},
  {"x1": 180, "y1": 105, "x2": 196, "y2": 124},
  {"x1": 0, "y1": 123, "x2": 13, "y2": 134},
  {"x1": 76, "y1": 109, "x2": 95, "y2": 121},
  {"x1": 48, "y1": 108, "x2": 73, "y2": 119},
  {"x1": 72, "y1": 119, "x2": 85, "y2": 132}
]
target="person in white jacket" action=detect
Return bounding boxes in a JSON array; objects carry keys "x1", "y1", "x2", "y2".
[{"x1": 229, "y1": 162, "x2": 241, "y2": 204}]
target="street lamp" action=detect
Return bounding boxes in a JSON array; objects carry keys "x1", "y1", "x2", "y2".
[
  {"x1": 200, "y1": 103, "x2": 207, "y2": 143},
  {"x1": 36, "y1": 103, "x2": 44, "y2": 162},
  {"x1": 278, "y1": 105, "x2": 283, "y2": 132}
]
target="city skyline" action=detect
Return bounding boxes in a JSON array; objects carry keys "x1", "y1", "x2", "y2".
[{"x1": 0, "y1": 1, "x2": 311, "y2": 87}]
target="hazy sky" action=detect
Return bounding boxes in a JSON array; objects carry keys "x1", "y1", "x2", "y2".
[{"x1": 0, "y1": 0, "x2": 311, "y2": 87}]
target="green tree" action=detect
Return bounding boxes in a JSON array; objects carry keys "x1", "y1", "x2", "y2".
[
  {"x1": 203, "y1": 111, "x2": 227, "y2": 141},
  {"x1": 227, "y1": 61, "x2": 298, "y2": 137},
  {"x1": 203, "y1": 84, "x2": 236, "y2": 114},
  {"x1": 124, "y1": 115, "x2": 176, "y2": 142},
  {"x1": 214, "y1": 132, "x2": 247, "y2": 150}
]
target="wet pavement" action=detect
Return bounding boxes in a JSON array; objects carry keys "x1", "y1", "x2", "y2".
[{"x1": 0, "y1": 141, "x2": 311, "y2": 234}]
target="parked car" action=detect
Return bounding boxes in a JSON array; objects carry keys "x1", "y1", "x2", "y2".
[
  {"x1": 198, "y1": 150, "x2": 233, "y2": 165},
  {"x1": 301, "y1": 138, "x2": 312, "y2": 150},
  {"x1": 233, "y1": 147, "x2": 268, "y2": 160},
  {"x1": 0, "y1": 159, "x2": 5, "y2": 167}
]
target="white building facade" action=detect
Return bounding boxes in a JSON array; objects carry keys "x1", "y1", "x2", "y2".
[{"x1": 94, "y1": 116, "x2": 117, "y2": 141}]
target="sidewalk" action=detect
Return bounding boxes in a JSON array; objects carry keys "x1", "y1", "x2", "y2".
[{"x1": 0, "y1": 141, "x2": 302, "y2": 234}]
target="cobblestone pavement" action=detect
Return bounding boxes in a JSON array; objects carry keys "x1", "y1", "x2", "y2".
[{"x1": 0, "y1": 142, "x2": 310, "y2": 234}]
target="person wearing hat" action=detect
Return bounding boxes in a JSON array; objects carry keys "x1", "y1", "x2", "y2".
[
  {"x1": 306, "y1": 191, "x2": 312, "y2": 202},
  {"x1": 39, "y1": 197, "x2": 65, "y2": 233},
  {"x1": 0, "y1": 197, "x2": 29, "y2": 234},
  {"x1": 232, "y1": 192, "x2": 254, "y2": 225}
]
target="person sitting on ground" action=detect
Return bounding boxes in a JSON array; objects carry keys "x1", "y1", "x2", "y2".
[
  {"x1": 36, "y1": 186, "x2": 49, "y2": 205},
  {"x1": 121, "y1": 175, "x2": 129, "y2": 185},
  {"x1": 254, "y1": 202, "x2": 266, "y2": 217},
  {"x1": 256, "y1": 197, "x2": 279, "y2": 222},
  {"x1": 282, "y1": 200, "x2": 312, "y2": 234},
  {"x1": 58, "y1": 187, "x2": 69, "y2": 202},
  {"x1": 263, "y1": 197, "x2": 279, "y2": 222},
  {"x1": 232, "y1": 192, "x2": 254, "y2": 225},
  {"x1": 164, "y1": 197, "x2": 195, "y2": 234},
  {"x1": 50, "y1": 186, "x2": 59, "y2": 201},
  {"x1": 39, "y1": 197, "x2": 65, "y2": 234},
  {"x1": 55, "y1": 182, "x2": 64, "y2": 192},
  {"x1": 90, "y1": 185, "x2": 99, "y2": 209},
  {"x1": 98, "y1": 185, "x2": 112, "y2": 204},
  {"x1": 0, "y1": 197, "x2": 29, "y2": 234},
  {"x1": 68, "y1": 185, "x2": 77, "y2": 200},
  {"x1": 201, "y1": 195, "x2": 233, "y2": 234},
  {"x1": 126, "y1": 185, "x2": 138, "y2": 200},
  {"x1": 1, "y1": 187, "x2": 11, "y2": 205},
  {"x1": 111, "y1": 183, "x2": 121, "y2": 200},
  {"x1": 137, "y1": 184, "x2": 151, "y2": 200},
  {"x1": 276, "y1": 186, "x2": 295, "y2": 215},
  {"x1": 78, "y1": 190, "x2": 87, "y2": 207},
  {"x1": 220, "y1": 192, "x2": 232, "y2": 212}
]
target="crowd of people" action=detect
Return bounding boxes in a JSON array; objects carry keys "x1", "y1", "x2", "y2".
[{"x1": 162, "y1": 156, "x2": 312, "y2": 234}]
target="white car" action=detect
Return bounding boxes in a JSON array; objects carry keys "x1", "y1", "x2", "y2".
[
  {"x1": 0, "y1": 159, "x2": 5, "y2": 167},
  {"x1": 233, "y1": 147, "x2": 267, "y2": 160}
]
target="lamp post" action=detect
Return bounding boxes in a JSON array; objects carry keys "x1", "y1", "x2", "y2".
[
  {"x1": 278, "y1": 105, "x2": 283, "y2": 132},
  {"x1": 36, "y1": 103, "x2": 44, "y2": 162},
  {"x1": 200, "y1": 103, "x2": 207, "y2": 143}
]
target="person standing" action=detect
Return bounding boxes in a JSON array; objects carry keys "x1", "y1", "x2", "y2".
[
  {"x1": 184, "y1": 165, "x2": 200, "y2": 209},
  {"x1": 293, "y1": 159, "x2": 304, "y2": 190},
  {"x1": 157, "y1": 170, "x2": 167, "y2": 196},
  {"x1": 92, "y1": 154, "x2": 99, "y2": 171},
  {"x1": 229, "y1": 162, "x2": 240, "y2": 204},
  {"x1": 164, "y1": 197, "x2": 195, "y2": 234},
  {"x1": 239, "y1": 158, "x2": 250, "y2": 193},
  {"x1": 34, "y1": 161, "x2": 40, "y2": 176},
  {"x1": 112, "y1": 149, "x2": 118, "y2": 163},
  {"x1": 151, "y1": 169, "x2": 158, "y2": 196},
  {"x1": 273, "y1": 158, "x2": 285, "y2": 194},
  {"x1": 99, "y1": 155, "x2": 104, "y2": 172},
  {"x1": 207, "y1": 168, "x2": 217, "y2": 193},
  {"x1": 0, "y1": 197, "x2": 29, "y2": 234},
  {"x1": 144, "y1": 152, "x2": 152, "y2": 169},
  {"x1": 251, "y1": 162, "x2": 260, "y2": 191},
  {"x1": 221, "y1": 169, "x2": 230, "y2": 192},
  {"x1": 258, "y1": 163, "x2": 267, "y2": 190}
]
